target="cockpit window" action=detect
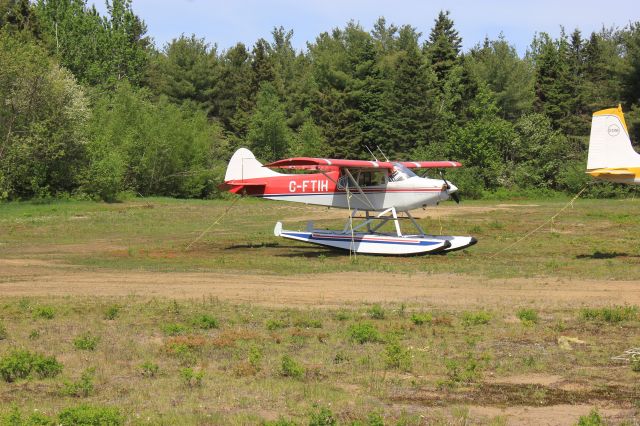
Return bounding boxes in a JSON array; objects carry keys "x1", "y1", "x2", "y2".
[{"x1": 388, "y1": 163, "x2": 417, "y2": 182}]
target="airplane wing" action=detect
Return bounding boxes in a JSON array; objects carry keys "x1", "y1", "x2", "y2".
[
  {"x1": 399, "y1": 161, "x2": 462, "y2": 169},
  {"x1": 265, "y1": 158, "x2": 461, "y2": 170}
]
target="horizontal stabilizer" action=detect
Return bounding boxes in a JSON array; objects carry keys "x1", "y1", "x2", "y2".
[
  {"x1": 586, "y1": 169, "x2": 635, "y2": 178},
  {"x1": 218, "y1": 181, "x2": 266, "y2": 195}
]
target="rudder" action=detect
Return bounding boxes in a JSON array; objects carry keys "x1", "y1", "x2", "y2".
[
  {"x1": 587, "y1": 105, "x2": 640, "y2": 170},
  {"x1": 224, "y1": 148, "x2": 281, "y2": 182}
]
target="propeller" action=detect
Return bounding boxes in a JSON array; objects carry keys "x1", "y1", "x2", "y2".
[{"x1": 439, "y1": 170, "x2": 460, "y2": 204}]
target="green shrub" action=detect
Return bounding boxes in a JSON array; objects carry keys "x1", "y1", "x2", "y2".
[
  {"x1": 293, "y1": 317, "x2": 322, "y2": 328},
  {"x1": 193, "y1": 314, "x2": 219, "y2": 330},
  {"x1": 384, "y1": 341, "x2": 412, "y2": 371},
  {"x1": 631, "y1": 357, "x2": 640, "y2": 373},
  {"x1": 73, "y1": 332, "x2": 100, "y2": 351},
  {"x1": 29, "y1": 411, "x2": 56, "y2": 425},
  {"x1": 333, "y1": 352, "x2": 349, "y2": 364},
  {"x1": 140, "y1": 361, "x2": 159, "y2": 377},
  {"x1": 62, "y1": 368, "x2": 95, "y2": 397},
  {"x1": 580, "y1": 305, "x2": 638, "y2": 323},
  {"x1": 104, "y1": 305, "x2": 120, "y2": 320},
  {"x1": 334, "y1": 311, "x2": 350, "y2": 321},
  {"x1": 443, "y1": 355, "x2": 482, "y2": 386},
  {"x1": 57, "y1": 404, "x2": 123, "y2": 425},
  {"x1": 348, "y1": 322, "x2": 382, "y2": 344},
  {"x1": 576, "y1": 408, "x2": 605, "y2": 426},
  {"x1": 2, "y1": 406, "x2": 55, "y2": 426},
  {"x1": 180, "y1": 367, "x2": 204, "y2": 387},
  {"x1": 308, "y1": 406, "x2": 336, "y2": 426},
  {"x1": 368, "y1": 304, "x2": 385, "y2": 320},
  {"x1": 0, "y1": 322, "x2": 7, "y2": 340},
  {"x1": 34, "y1": 306, "x2": 55, "y2": 319},
  {"x1": 266, "y1": 319, "x2": 288, "y2": 330},
  {"x1": 461, "y1": 310, "x2": 492, "y2": 326},
  {"x1": 32, "y1": 354, "x2": 64, "y2": 379},
  {"x1": 366, "y1": 411, "x2": 385, "y2": 426},
  {"x1": 410, "y1": 313, "x2": 432, "y2": 326},
  {"x1": 161, "y1": 323, "x2": 188, "y2": 336},
  {"x1": 516, "y1": 308, "x2": 539, "y2": 325},
  {"x1": 248, "y1": 346, "x2": 262, "y2": 370},
  {"x1": 280, "y1": 354, "x2": 304, "y2": 379},
  {"x1": 168, "y1": 343, "x2": 198, "y2": 366},
  {"x1": 263, "y1": 418, "x2": 297, "y2": 426},
  {"x1": 0, "y1": 350, "x2": 62, "y2": 382},
  {"x1": 29, "y1": 329, "x2": 41, "y2": 340}
]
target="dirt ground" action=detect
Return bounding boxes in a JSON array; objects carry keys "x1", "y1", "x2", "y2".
[{"x1": 1, "y1": 258, "x2": 638, "y2": 309}]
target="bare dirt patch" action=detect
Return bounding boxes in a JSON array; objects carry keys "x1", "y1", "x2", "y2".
[
  {"x1": 1, "y1": 263, "x2": 640, "y2": 309},
  {"x1": 468, "y1": 404, "x2": 631, "y2": 426},
  {"x1": 486, "y1": 373, "x2": 563, "y2": 386}
]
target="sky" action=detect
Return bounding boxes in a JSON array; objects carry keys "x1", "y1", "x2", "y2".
[{"x1": 91, "y1": 0, "x2": 639, "y2": 56}]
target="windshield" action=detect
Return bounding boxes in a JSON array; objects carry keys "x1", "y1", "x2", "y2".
[{"x1": 389, "y1": 162, "x2": 417, "y2": 182}]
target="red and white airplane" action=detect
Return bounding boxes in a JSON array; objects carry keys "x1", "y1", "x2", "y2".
[{"x1": 221, "y1": 148, "x2": 476, "y2": 255}]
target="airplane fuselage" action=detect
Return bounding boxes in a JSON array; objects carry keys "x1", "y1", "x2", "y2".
[{"x1": 235, "y1": 170, "x2": 452, "y2": 212}]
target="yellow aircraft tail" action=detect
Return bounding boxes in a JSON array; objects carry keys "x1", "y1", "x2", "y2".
[{"x1": 586, "y1": 105, "x2": 640, "y2": 184}]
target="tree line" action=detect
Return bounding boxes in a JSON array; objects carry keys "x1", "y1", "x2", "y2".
[{"x1": 1, "y1": 0, "x2": 639, "y2": 201}]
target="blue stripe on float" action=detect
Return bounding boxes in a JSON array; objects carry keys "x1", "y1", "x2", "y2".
[{"x1": 282, "y1": 232, "x2": 441, "y2": 246}]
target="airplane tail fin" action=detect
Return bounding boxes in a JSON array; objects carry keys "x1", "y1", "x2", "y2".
[
  {"x1": 224, "y1": 148, "x2": 281, "y2": 182},
  {"x1": 587, "y1": 105, "x2": 640, "y2": 170}
]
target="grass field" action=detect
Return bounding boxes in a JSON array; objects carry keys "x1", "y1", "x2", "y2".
[{"x1": 1, "y1": 197, "x2": 639, "y2": 425}]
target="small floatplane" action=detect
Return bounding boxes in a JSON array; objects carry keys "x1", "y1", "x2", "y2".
[
  {"x1": 587, "y1": 104, "x2": 640, "y2": 185},
  {"x1": 221, "y1": 148, "x2": 477, "y2": 255}
]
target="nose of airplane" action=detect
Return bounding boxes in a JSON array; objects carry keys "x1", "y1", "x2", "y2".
[{"x1": 442, "y1": 180, "x2": 460, "y2": 204}]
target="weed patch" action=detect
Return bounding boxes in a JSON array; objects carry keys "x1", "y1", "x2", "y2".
[
  {"x1": 0, "y1": 322, "x2": 7, "y2": 340},
  {"x1": 62, "y1": 368, "x2": 95, "y2": 397},
  {"x1": 34, "y1": 306, "x2": 55, "y2": 319},
  {"x1": 441, "y1": 355, "x2": 482, "y2": 387},
  {"x1": 308, "y1": 405, "x2": 336, "y2": 426},
  {"x1": 461, "y1": 310, "x2": 492, "y2": 326},
  {"x1": 266, "y1": 319, "x2": 288, "y2": 330},
  {"x1": 162, "y1": 322, "x2": 188, "y2": 336},
  {"x1": 293, "y1": 317, "x2": 322, "y2": 328},
  {"x1": 140, "y1": 361, "x2": 159, "y2": 377},
  {"x1": 348, "y1": 322, "x2": 382, "y2": 344},
  {"x1": 410, "y1": 313, "x2": 432, "y2": 325},
  {"x1": 580, "y1": 305, "x2": 638, "y2": 323},
  {"x1": 104, "y1": 305, "x2": 120, "y2": 320},
  {"x1": 193, "y1": 314, "x2": 219, "y2": 330},
  {"x1": 280, "y1": 354, "x2": 304, "y2": 379},
  {"x1": 576, "y1": 408, "x2": 605, "y2": 426},
  {"x1": 516, "y1": 308, "x2": 539, "y2": 325},
  {"x1": 384, "y1": 341, "x2": 412, "y2": 371},
  {"x1": 73, "y1": 332, "x2": 100, "y2": 351},
  {"x1": 368, "y1": 304, "x2": 385, "y2": 320},
  {"x1": 58, "y1": 404, "x2": 123, "y2": 425},
  {"x1": 180, "y1": 367, "x2": 204, "y2": 387}
]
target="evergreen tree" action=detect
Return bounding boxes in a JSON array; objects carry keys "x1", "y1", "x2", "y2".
[
  {"x1": 532, "y1": 32, "x2": 574, "y2": 133},
  {"x1": 388, "y1": 33, "x2": 436, "y2": 155},
  {"x1": 467, "y1": 36, "x2": 535, "y2": 119},
  {"x1": 211, "y1": 42, "x2": 253, "y2": 143},
  {"x1": 247, "y1": 82, "x2": 292, "y2": 162},
  {"x1": 145, "y1": 34, "x2": 217, "y2": 108},
  {"x1": 423, "y1": 10, "x2": 462, "y2": 87}
]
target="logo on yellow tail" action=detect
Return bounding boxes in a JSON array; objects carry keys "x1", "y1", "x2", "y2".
[{"x1": 608, "y1": 124, "x2": 620, "y2": 137}]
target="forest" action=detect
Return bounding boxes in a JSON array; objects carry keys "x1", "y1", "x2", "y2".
[{"x1": 1, "y1": 0, "x2": 639, "y2": 201}]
